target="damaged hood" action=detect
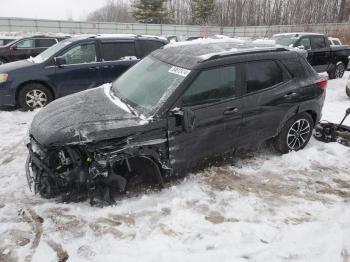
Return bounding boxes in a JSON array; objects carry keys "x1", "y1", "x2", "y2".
[{"x1": 30, "y1": 85, "x2": 150, "y2": 146}]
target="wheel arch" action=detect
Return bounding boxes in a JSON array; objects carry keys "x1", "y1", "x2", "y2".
[{"x1": 16, "y1": 80, "x2": 56, "y2": 105}]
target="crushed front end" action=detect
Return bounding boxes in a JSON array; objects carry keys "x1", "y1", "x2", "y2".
[{"x1": 25, "y1": 137, "x2": 129, "y2": 204}]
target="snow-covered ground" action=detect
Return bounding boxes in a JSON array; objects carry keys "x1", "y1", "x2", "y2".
[{"x1": 0, "y1": 73, "x2": 350, "y2": 262}]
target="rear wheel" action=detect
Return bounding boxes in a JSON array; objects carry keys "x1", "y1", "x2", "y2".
[
  {"x1": 328, "y1": 62, "x2": 346, "y2": 79},
  {"x1": 273, "y1": 113, "x2": 314, "y2": 154},
  {"x1": 18, "y1": 83, "x2": 53, "y2": 110}
]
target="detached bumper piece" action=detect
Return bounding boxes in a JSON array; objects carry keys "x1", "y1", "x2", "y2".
[
  {"x1": 314, "y1": 109, "x2": 350, "y2": 147},
  {"x1": 25, "y1": 139, "x2": 128, "y2": 205}
]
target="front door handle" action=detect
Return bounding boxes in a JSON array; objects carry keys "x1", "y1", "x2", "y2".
[
  {"x1": 89, "y1": 66, "x2": 100, "y2": 70},
  {"x1": 284, "y1": 92, "x2": 297, "y2": 99},
  {"x1": 223, "y1": 107, "x2": 239, "y2": 115}
]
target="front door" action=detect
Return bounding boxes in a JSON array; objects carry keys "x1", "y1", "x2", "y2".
[
  {"x1": 52, "y1": 42, "x2": 102, "y2": 97},
  {"x1": 167, "y1": 64, "x2": 244, "y2": 173},
  {"x1": 10, "y1": 38, "x2": 36, "y2": 61}
]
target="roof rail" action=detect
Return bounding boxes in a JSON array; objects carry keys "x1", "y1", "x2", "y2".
[{"x1": 203, "y1": 47, "x2": 289, "y2": 62}]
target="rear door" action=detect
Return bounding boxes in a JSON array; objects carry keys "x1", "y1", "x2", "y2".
[
  {"x1": 167, "y1": 64, "x2": 244, "y2": 172},
  {"x1": 309, "y1": 36, "x2": 331, "y2": 72},
  {"x1": 34, "y1": 38, "x2": 57, "y2": 56},
  {"x1": 99, "y1": 40, "x2": 139, "y2": 83},
  {"x1": 52, "y1": 41, "x2": 102, "y2": 96},
  {"x1": 238, "y1": 59, "x2": 299, "y2": 146}
]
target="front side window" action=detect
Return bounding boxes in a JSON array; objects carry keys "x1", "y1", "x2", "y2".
[
  {"x1": 298, "y1": 37, "x2": 311, "y2": 50},
  {"x1": 311, "y1": 36, "x2": 326, "y2": 49},
  {"x1": 101, "y1": 42, "x2": 136, "y2": 61},
  {"x1": 112, "y1": 56, "x2": 188, "y2": 114},
  {"x1": 36, "y1": 38, "x2": 57, "y2": 48},
  {"x1": 15, "y1": 39, "x2": 35, "y2": 48},
  {"x1": 61, "y1": 43, "x2": 96, "y2": 65},
  {"x1": 182, "y1": 65, "x2": 237, "y2": 107},
  {"x1": 246, "y1": 61, "x2": 283, "y2": 94}
]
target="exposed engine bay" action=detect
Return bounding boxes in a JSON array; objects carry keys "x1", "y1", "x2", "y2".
[
  {"x1": 25, "y1": 138, "x2": 166, "y2": 205},
  {"x1": 314, "y1": 108, "x2": 350, "y2": 147}
]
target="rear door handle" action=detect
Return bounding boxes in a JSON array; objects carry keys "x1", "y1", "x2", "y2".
[
  {"x1": 89, "y1": 66, "x2": 100, "y2": 70},
  {"x1": 223, "y1": 107, "x2": 239, "y2": 115},
  {"x1": 284, "y1": 92, "x2": 297, "y2": 99}
]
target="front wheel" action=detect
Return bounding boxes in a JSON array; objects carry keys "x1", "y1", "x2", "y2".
[
  {"x1": 18, "y1": 83, "x2": 53, "y2": 110},
  {"x1": 0, "y1": 58, "x2": 7, "y2": 65},
  {"x1": 328, "y1": 62, "x2": 346, "y2": 79},
  {"x1": 346, "y1": 85, "x2": 350, "y2": 98},
  {"x1": 273, "y1": 113, "x2": 314, "y2": 154}
]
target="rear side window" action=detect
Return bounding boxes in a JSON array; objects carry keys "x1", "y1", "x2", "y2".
[
  {"x1": 183, "y1": 65, "x2": 238, "y2": 106},
  {"x1": 36, "y1": 38, "x2": 57, "y2": 48},
  {"x1": 283, "y1": 59, "x2": 306, "y2": 78},
  {"x1": 311, "y1": 36, "x2": 326, "y2": 49},
  {"x1": 139, "y1": 40, "x2": 165, "y2": 57},
  {"x1": 245, "y1": 61, "x2": 283, "y2": 94},
  {"x1": 101, "y1": 42, "x2": 136, "y2": 61}
]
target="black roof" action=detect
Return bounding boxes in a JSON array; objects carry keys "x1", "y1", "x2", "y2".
[{"x1": 151, "y1": 40, "x2": 292, "y2": 69}]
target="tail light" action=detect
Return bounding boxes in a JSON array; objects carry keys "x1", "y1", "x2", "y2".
[{"x1": 314, "y1": 76, "x2": 328, "y2": 90}]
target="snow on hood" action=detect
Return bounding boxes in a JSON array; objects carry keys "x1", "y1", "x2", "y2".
[{"x1": 29, "y1": 85, "x2": 151, "y2": 146}]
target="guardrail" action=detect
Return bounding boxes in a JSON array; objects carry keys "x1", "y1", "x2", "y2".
[{"x1": 1, "y1": 17, "x2": 350, "y2": 38}]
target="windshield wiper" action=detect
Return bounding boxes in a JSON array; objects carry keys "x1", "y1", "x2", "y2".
[{"x1": 111, "y1": 88, "x2": 139, "y2": 117}]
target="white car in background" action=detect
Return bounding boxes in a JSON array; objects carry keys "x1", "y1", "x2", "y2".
[{"x1": 329, "y1": 37, "x2": 342, "y2": 46}]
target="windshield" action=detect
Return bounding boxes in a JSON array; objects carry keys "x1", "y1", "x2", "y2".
[
  {"x1": 272, "y1": 35, "x2": 299, "y2": 47},
  {"x1": 31, "y1": 39, "x2": 72, "y2": 63},
  {"x1": 111, "y1": 56, "x2": 189, "y2": 115}
]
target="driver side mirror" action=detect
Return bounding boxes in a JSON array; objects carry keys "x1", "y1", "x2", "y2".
[
  {"x1": 10, "y1": 46, "x2": 17, "y2": 51},
  {"x1": 54, "y1": 56, "x2": 66, "y2": 67},
  {"x1": 296, "y1": 45, "x2": 305, "y2": 50},
  {"x1": 170, "y1": 107, "x2": 196, "y2": 132}
]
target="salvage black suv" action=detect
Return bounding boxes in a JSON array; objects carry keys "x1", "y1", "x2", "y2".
[{"x1": 26, "y1": 40, "x2": 327, "y2": 202}]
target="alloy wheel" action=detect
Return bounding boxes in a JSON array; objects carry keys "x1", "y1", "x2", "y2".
[
  {"x1": 25, "y1": 89, "x2": 48, "y2": 108},
  {"x1": 287, "y1": 119, "x2": 311, "y2": 150}
]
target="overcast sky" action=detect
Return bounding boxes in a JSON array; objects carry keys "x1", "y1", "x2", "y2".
[{"x1": 0, "y1": 0, "x2": 108, "y2": 20}]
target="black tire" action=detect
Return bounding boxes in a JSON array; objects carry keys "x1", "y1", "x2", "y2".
[
  {"x1": 328, "y1": 62, "x2": 346, "y2": 79},
  {"x1": 346, "y1": 86, "x2": 350, "y2": 98},
  {"x1": 273, "y1": 113, "x2": 314, "y2": 154},
  {"x1": 18, "y1": 83, "x2": 53, "y2": 110},
  {"x1": 0, "y1": 57, "x2": 7, "y2": 65}
]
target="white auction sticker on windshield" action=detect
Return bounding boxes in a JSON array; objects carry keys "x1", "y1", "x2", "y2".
[{"x1": 168, "y1": 66, "x2": 191, "y2": 77}]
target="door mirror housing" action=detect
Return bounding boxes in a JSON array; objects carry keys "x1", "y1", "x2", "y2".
[
  {"x1": 170, "y1": 107, "x2": 196, "y2": 132},
  {"x1": 10, "y1": 46, "x2": 17, "y2": 51},
  {"x1": 54, "y1": 56, "x2": 66, "y2": 67},
  {"x1": 296, "y1": 45, "x2": 305, "y2": 50}
]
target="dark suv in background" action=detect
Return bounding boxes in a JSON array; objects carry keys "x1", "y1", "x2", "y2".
[
  {"x1": 272, "y1": 33, "x2": 350, "y2": 79},
  {"x1": 0, "y1": 34, "x2": 167, "y2": 110},
  {"x1": 26, "y1": 41, "x2": 327, "y2": 201},
  {"x1": 0, "y1": 35, "x2": 69, "y2": 64}
]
